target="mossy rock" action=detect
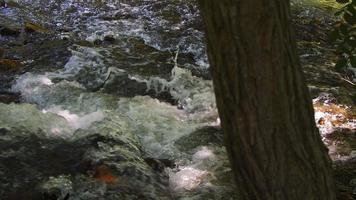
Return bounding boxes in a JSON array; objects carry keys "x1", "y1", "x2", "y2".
[
  {"x1": 24, "y1": 22, "x2": 49, "y2": 33},
  {"x1": 295, "y1": 0, "x2": 342, "y2": 10},
  {"x1": 175, "y1": 126, "x2": 224, "y2": 152}
]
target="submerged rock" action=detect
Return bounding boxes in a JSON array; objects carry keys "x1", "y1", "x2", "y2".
[
  {"x1": 0, "y1": 103, "x2": 171, "y2": 199},
  {"x1": 0, "y1": 91, "x2": 20, "y2": 103},
  {"x1": 0, "y1": 25, "x2": 20, "y2": 36},
  {"x1": 0, "y1": 58, "x2": 23, "y2": 72},
  {"x1": 24, "y1": 21, "x2": 49, "y2": 33},
  {"x1": 175, "y1": 126, "x2": 223, "y2": 152}
]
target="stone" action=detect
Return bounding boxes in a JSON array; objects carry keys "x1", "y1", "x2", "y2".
[
  {"x1": 24, "y1": 22, "x2": 49, "y2": 33},
  {"x1": 0, "y1": 92, "x2": 20, "y2": 104},
  {"x1": 175, "y1": 126, "x2": 223, "y2": 151},
  {"x1": 0, "y1": 59, "x2": 23, "y2": 72},
  {"x1": 0, "y1": 48, "x2": 4, "y2": 58},
  {"x1": 0, "y1": 26, "x2": 20, "y2": 36},
  {"x1": 103, "y1": 35, "x2": 116, "y2": 44}
]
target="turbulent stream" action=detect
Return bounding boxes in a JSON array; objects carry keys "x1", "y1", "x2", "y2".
[
  {"x1": 0, "y1": 0, "x2": 355, "y2": 199},
  {"x1": 0, "y1": 0, "x2": 237, "y2": 199}
]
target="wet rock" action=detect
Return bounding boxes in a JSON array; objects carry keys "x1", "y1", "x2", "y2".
[
  {"x1": 0, "y1": 58, "x2": 23, "y2": 72},
  {"x1": 101, "y1": 73, "x2": 147, "y2": 96},
  {"x1": 0, "y1": 103, "x2": 171, "y2": 199},
  {"x1": 175, "y1": 126, "x2": 223, "y2": 151},
  {"x1": 75, "y1": 40, "x2": 94, "y2": 47},
  {"x1": 144, "y1": 157, "x2": 176, "y2": 173},
  {"x1": 93, "y1": 38, "x2": 102, "y2": 45},
  {"x1": 2, "y1": 0, "x2": 20, "y2": 8},
  {"x1": 0, "y1": 48, "x2": 4, "y2": 58},
  {"x1": 40, "y1": 175, "x2": 72, "y2": 200},
  {"x1": 326, "y1": 128, "x2": 356, "y2": 159},
  {"x1": 24, "y1": 22, "x2": 49, "y2": 33},
  {"x1": 93, "y1": 165, "x2": 119, "y2": 184},
  {"x1": 4, "y1": 38, "x2": 72, "y2": 74},
  {"x1": 0, "y1": 104, "x2": 74, "y2": 199},
  {"x1": 103, "y1": 34, "x2": 116, "y2": 44},
  {"x1": 0, "y1": 26, "x2": 20, "y2": 36},
  {"x1": 0, "y1": 29, "x2": 72, "y2": 90},
  {"x1": 100, "y1": 68, "x2": 166, "y2": 98},
  {"x1": 0, "y1": 91, "x2": 20, "y2": 104}
]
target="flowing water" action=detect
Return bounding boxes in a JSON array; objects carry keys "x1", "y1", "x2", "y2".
[
  {"x1": 1, "y1": 0, "x2": 355, "y2": 199},
  {"x1": 0, "y1": 0, "x2": 237, "y2": 199}
]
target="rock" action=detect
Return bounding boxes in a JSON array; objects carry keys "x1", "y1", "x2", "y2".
[
  {"x1": 144, "y1": 157, "x2": 176, "y2": 173},
  {"x1": 93, "y1": 165, "x2": 119, "y2": 185},
  {"x1": 103, "y1": 35, "x2": 116, "y2": 44},
  {"x1": 93, "y1": 38, "x2": 102, "y2": 45},
  {"x1": 0, "y1": 92, "x2": 20, "y2": 104},
  {"x1": 326, "y1": 128, "x2": 356, "y2": 159},
  {"x1": 24, "y1": 22, "x2": 49, "y2": 33},
  {"x1": 40, "y1": 175, "x2": 72, "y2": 200},
  {"x1": 0, "y1": 59, "x2": 23, "y2": 72},
  {"x1": 5, "y1": 0, "x2": 20, "y2": 8},
  {"x1": 0, "y1": 48, "x2": 4, "y2": 58},
  {"x1": 0, "y1": 103, "x2": 171, "y2": 199},
  {"x1": 0, "y1": 26, "x2": 20, "y2": 36},
  {"x1": 175, "y1": 126, "x2": 224, "y2": 151}
]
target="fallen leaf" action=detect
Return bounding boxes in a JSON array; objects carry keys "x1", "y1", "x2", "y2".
[{"x1": 93, "y1": 165, "x2": 118, "y2": 185}]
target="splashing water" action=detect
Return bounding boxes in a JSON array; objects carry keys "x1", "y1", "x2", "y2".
[{"x1": 5, "y1": 0, "x2": 353, "y2": 199}]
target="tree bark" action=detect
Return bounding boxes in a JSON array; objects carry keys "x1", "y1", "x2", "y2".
[{"x1": 198, "y1": 0, "x2": 337, "y2": 199}]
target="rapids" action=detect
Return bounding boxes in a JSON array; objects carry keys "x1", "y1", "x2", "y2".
[
  {"x1": 0, "y1": 0, "x2": 355, "y2": 199},
  {"x1": 0, "y1": 0, "x2": 237, "y2": 199}
]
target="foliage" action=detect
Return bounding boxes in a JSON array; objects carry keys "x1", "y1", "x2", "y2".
[{"x1": 330, "y1": 0, "x2": 356, "y2": 71}]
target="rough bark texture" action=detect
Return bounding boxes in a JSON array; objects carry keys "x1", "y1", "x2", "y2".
[{"x1": 199, "y1": 0, "x2": 337, "y2": 199}]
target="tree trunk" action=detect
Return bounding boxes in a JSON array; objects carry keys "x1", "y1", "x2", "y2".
[{"x1": 198, "y1": 0, "x2": 336, "y2": 199}]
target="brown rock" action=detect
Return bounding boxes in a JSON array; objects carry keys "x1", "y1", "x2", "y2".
[
  {"x1": 93, "y1": 165, "x2": 119, "y2": 185},
  {"x1": 0, "y1": 59, "x2": 23, "y2": 72}
]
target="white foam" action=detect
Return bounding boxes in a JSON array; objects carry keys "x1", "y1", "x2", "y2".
[
  {"x1": 44, "y1": 106, "x2": 105, "y2": 130},
  {"x1": 11, "y1": 73, "x2": 54, "y2": 103},
  {"x1": 192, "y1": 146, "x2": 215, "y2": 162},
  {"x1": 169, "y1": 167, "x2": 209, "y2": 191},
  {"x1": 130, "y1": 65, "x2": 217, "y2": 122}
]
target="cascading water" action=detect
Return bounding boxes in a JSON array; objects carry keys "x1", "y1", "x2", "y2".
[
  {"x1": 0, "y1": 0, "x2": 237, "y2": 199},
  {"x1": 2, "y1": 0, "x2": 354, "y2": 199}
]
